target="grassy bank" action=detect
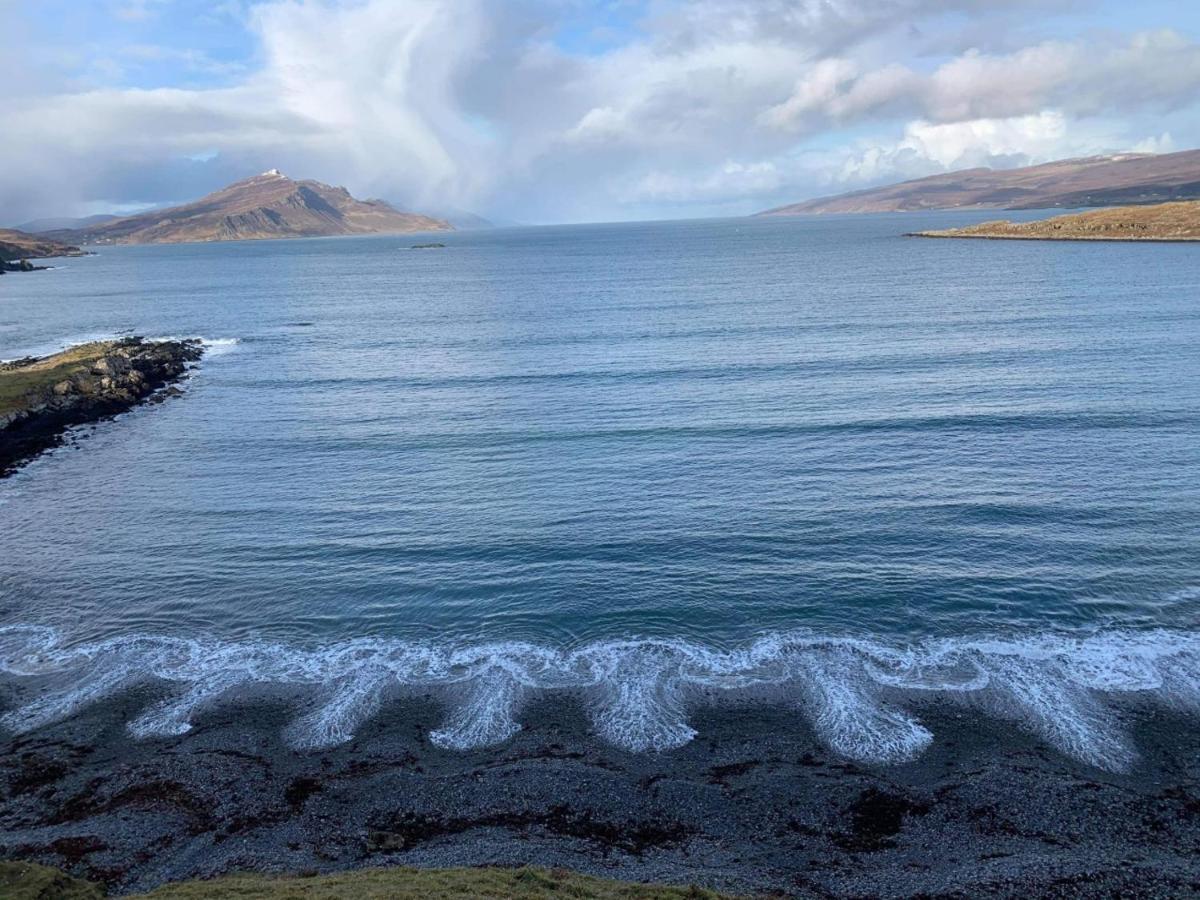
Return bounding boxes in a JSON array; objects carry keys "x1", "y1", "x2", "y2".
[
  {"x1": 0, "y1": 342, "x2": 122, "y2": 417},
  {"x1": 1, "y1": 861, "x2": 736, "y2": 899}
]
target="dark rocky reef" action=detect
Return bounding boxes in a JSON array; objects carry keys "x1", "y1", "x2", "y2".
[
  {"x1": 0, "y1": 260, "x2": 50, "y2": 275},
  {"x1": 0, "y1": 338, "x2": 203, "y2": 476}
]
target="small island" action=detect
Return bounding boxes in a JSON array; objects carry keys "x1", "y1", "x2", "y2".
[
  {"x1": 910, "y1": 200, "x2": 1200, "y2": 242},
  {"x1": 0, "y1": 337, "x2": 203, "y2": 475}
]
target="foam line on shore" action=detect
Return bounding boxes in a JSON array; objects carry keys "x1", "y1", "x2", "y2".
[{"x1": 2, "y1": 626, "x2": 1199, "y2": 771}]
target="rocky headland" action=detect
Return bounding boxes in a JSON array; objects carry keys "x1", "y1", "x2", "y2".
[
  {"x1": 909, "y1": 200, "x2": 1200, "y2": 242},
  {"x1": 0, "y1": 230, "x2": 89, "y2": 274},
  {"x1": 0, "y1": 338, "x2": 203, "y2": 476}
]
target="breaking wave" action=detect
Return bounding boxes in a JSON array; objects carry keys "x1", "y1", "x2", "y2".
[
  {"x1": 144, "y1": 335, "x2": 240, "y2": 357},
  {"x1": 2, "y1": 626, "x2": 1200, "y2": 771}
]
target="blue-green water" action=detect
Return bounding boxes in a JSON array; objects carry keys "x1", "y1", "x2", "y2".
[{"x1": 1, "y1": 214, "x2": 1199, "y2": 767}]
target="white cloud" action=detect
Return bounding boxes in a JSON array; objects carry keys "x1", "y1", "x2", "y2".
[
  {"x1": 760, "y1": 59, "x2": 918, "y2": 132},
  {"x1": 1127, "y1": 132, "x2": 1175, "y2": 155},
  {"x1": 824, "y1": 112, "x2": 1182, "y2": 190},
  {"x1": 2, "y1": 1, "x2": 1200, "y2": 223},
  {"x1": 763, "y1": 30, "x2": 1200, "y2": 133},
  {"x1": 886, "y1": 112, "x2": 1074, "y2": 170},
  {"x1": 249, "y1": 0, "x2": 495, "y2": 205},
  {"x1": 629, "y1": 160, "x2": 783, "y2": 205}
]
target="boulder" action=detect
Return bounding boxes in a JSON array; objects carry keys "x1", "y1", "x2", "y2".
[{"x1": 92, "y1": 356, "x2": 131, "y2": 376}]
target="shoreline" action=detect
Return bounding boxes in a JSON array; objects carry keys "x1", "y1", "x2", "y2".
[
  {"x1": 74, "y1": 226, "x2": 456, "y2": 249},
  {"x1": 0, "y1": 230, "x2": 90, "y2": 272},
  {"x1": 906, "y1": 199, "x2": 1200, "y2": 242},
  {"x1": 908, "y1": 231, "x2": 1200, "y2": 243},
  {"x1": 0, "y1": 338, "x2": 203, "y2": 477},
  {"x1": 2, "y1": 689, "x2": 1199, "y2": 896}
]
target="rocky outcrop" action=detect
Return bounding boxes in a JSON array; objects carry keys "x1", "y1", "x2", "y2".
[
  {"x1": 0, "y1": 260, "x2": 49, "y2": 275},
  {"x1": 0, "y1": 338, "x2": 203, "y2": 476}
]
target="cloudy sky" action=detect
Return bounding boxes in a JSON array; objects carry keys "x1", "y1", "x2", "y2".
[{"x1": 3, "y1": 0, "x2": 1200, "y2": 224}]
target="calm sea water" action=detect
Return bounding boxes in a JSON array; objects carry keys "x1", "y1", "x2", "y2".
[{"x1": 2, "y1": 214, "x2": 1199, "y2": 766}]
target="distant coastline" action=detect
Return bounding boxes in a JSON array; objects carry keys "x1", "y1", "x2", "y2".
[
  {"x1": 909, "y1": 200, "x2": 1200, "y2": 242},
  {"x1": 0, "y1": 229, "x2": 89, "y2": 274},
  {"x1": 913, "y1": 232, "x2": 1200, "y2": 243},
  {"x1": 758, "y1": 149, "x2": 1200, "y2": 216}
]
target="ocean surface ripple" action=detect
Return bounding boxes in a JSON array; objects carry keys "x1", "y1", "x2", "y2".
[{"x1": 1, "y1": 216, "x2": 1198, "y2": 767}]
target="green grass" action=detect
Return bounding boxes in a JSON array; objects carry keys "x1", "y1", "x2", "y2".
[
  {"x1": 0, "y1": 862, "x2": 739, "y2": 899},
  {"x1": 0, "y1": 341, "x2": 115, "y2": 417}
]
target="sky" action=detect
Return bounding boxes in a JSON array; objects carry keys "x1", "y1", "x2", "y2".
[{"x1": 3, "y1": 0, "x2": 1200, "y2": 225}]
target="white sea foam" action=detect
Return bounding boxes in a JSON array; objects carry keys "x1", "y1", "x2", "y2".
[
  {"x1": 793, "y1": 650, "x2": 933, "y2": 764},
  {"x1": 1, "y1": 625, "x2": 1199, "y2": 771},
  {"x1": 144, "y1": 335, "x2": 241, "y2": 357},
  {"x1": 579, "y1": 641, "x2": 707, "y2": 752},
  {"x1": 2, "y1": 333, "x2": 240, "y2": 364},
  {"x1": 195, "y1": 337, "x2": 240, "y2": 357},
  {"x1": 286, "y1": 667, "x2": 393, "y2": 749},
  {"x1": 431, "y1": 668, "x2": 526, "y2": 750}
]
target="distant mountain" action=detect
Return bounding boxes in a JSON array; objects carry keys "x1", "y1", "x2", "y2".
[
  {"x1": 440, "y1": 210, "x2": 496, "y2": 230},
  {"x1": 14, "y1": 214, "x2": 121, "y2": 234},
  {"x1": 758, "y1": 150, "x2": 1200, "y2": 216},
  {"x1": 54, "y1": 171, "x2": 452, "y2": 245},
  {"x1": 0, "y1": 229, "x2": 86, "y2": 262}
]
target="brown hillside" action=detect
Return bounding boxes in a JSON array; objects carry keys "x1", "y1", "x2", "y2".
[
  {"x1": 57, "y1": 171, "x2": 451, "y2": 245},
  {"x1": 0, "y1": 229, "x2": 85, "y2": 261},
  {"x1": 760, "y1": 150, "x2": 1200, "y2": 215}
]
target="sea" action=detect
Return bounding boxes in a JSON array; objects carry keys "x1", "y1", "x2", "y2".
[{"x1": 1, "y1": 212, "x2": 1198, "y2": 769}]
